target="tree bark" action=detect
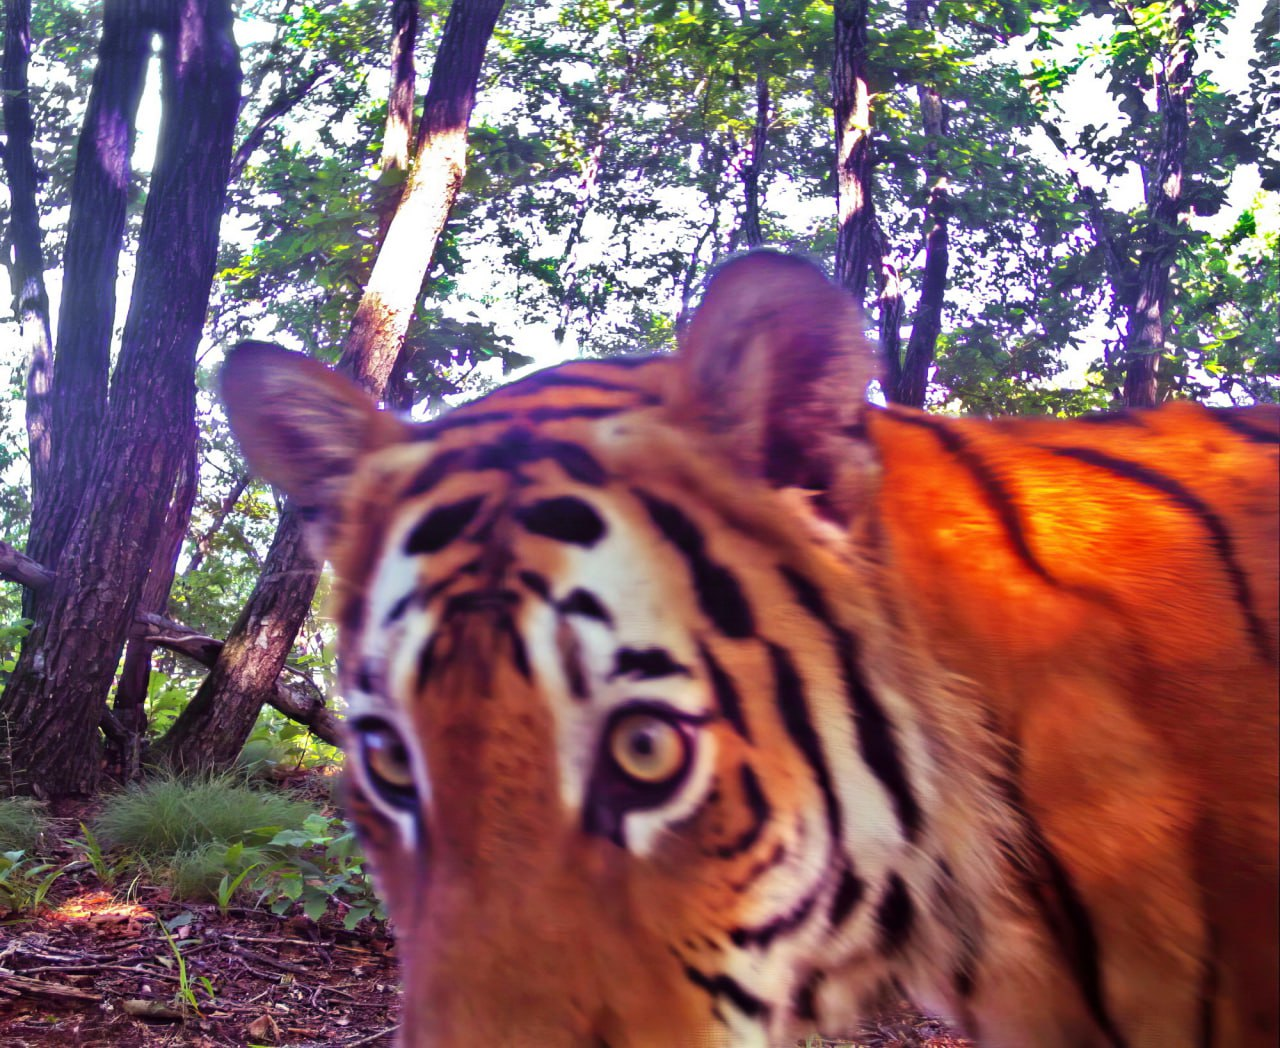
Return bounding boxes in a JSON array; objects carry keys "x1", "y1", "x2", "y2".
[
  {"x1": 891, "y1": 0, "x2": 950, "y2": 408},
  {"x1": 112, "y1": 421, "x2": 199, "y2": 779},
  {"x1": 158, "y1": 0, "x2": 507, "y2": 773},
  {"x1": 23, "y1": 2, "x2": 152, "y2": 595},
  {"x1": 1121, "y1": 0, "x2": 1197, "y2": 408},
  {"x1": 2, "y1": 0, "x2": 54, "y2": 509},
  {"x1": 0, "y1": 0, "x2": 242, "y2": 798},
  {"x1": 382, "y1": 0, "x2": 419, "y2": 172},
  {"x1": 832, "y1": 0, "x2": 875, "y2": 309}
]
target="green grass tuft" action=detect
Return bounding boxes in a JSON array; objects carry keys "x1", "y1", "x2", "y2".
[
  {"x1": 0, "y1": 797, "x2": 50, "y2": 853},
  {"x1": 91, "y1": 773, "x2": 316, "y2": 859}
]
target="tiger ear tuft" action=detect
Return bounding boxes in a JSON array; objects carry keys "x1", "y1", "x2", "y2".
[
  {"x1": 220, "y1": 341, "x2": 406, "y2": 558},
  {"x1": 669, "y1": 251, "x2": 877, "y2": 496}
]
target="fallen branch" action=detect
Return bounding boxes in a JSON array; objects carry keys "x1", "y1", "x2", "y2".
[
  {"x1": 0, "y1": 541, "x2": 343, "y2": 746},
  {"x1": 137, "y1": 613, "x2": 344, "y2": 746}
]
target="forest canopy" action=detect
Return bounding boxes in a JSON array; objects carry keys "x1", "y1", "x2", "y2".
[{"x1": 0, "y1": 0, "x2": 1276, "y2": 798}]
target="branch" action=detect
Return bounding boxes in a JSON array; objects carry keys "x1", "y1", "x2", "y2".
[
  {"x1": 0, "y1": 543, "x2": 342, "y2": 747},
  {"x1": 138, "y1": 612, "x2": 343, "y2": 746},
  {"x1": 0, "y1": 538, "x2": 54, "y2": 590}
]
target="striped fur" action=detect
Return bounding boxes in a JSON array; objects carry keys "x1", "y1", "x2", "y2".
[{"x1": 223, "y1": 251, "x2": 1279, "y2": 1048}]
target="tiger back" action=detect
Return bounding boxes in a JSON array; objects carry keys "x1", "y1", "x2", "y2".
[{"x1": 222, "y1": 251, "x2": 1279, "y2": 1048}]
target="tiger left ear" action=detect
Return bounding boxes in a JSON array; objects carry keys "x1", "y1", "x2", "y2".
[
  {"x1": 668, "y1": 250, "x2": 878, "y2": 495},
  {"x1": 221, "y1": 341, "x2": 409, "y2": 559}
]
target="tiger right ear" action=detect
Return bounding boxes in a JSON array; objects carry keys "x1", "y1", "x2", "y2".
[
  {"x1": 668, "y1": 251, "x2": 878, "y2": 497},
  {"x1": 220, "y1": 341, "x2": 407, "y2": 557}
]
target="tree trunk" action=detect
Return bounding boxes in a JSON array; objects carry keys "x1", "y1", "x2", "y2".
[
  {"x1": 111, "y1": 422, "x2": 199, "y2": 780},
  {"x1": 0, "y1": 0, "x2": 242, "y2": 798},
  {"x1": 1121, "y1": 0, "x2": 1197, "y2": 408},
  {"x1": 341, "y1": 0, "x2": 507, "y2": 390},
  {"x1": 740, "y1": 71, "x2": 770, "y2": 249},
  {"x1": 832, "y1": 0, "x2": 874, "y2": 309},
  {"x1": 2, "y1": 0, "x2": 54, "y2": 508},
  {"x1": 891, "y1": 0, "x2": 950, "y2": 409},
  {"x1": 158, "y1": 0, "x2": 507, "y2": 773},
  {"x1": 22, "y1": 2, "x2": 152, "y2": 599},
  {"x1": 382, "y1": 0, "x2": 419, "y2": 172}
]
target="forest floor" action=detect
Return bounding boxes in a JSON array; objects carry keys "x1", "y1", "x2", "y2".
[{"x1": 1, "y1": 793, "x2": 968, "y2": 1048}]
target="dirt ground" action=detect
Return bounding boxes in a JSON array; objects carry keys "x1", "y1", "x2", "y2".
[{"x1": 0, "y1": 801, "x2": 966, "y2": 1048}]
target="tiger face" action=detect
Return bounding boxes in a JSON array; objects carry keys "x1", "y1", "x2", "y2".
[{"x1": 223, "y1": 251, "x2": 1279, "y2": 1048}]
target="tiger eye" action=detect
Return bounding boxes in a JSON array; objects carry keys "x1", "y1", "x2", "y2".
[
  {"x1": 359, "y1": 721, "x2": 416, "y2": 794},
  {"x1": 608, "y1": 712, "x2": 687, "y2": 785}
]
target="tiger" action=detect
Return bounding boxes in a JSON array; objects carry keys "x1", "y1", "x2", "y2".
[{"x1": 221, "y1": 250, "x2": 1279, "y2": 1048}]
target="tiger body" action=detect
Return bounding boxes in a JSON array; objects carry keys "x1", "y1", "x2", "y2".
[{"x1": 223, "y1": 252, "x2": 1279, "y2": 1048}]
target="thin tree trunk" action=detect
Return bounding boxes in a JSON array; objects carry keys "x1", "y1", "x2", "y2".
[
  {"x1": 159, "y1": 0, "x2": 507, "y2": 773},
  {"x1": 0, "y1": 0, "x2": 242, "y2": 798},
  {"x1": 2, "y1": 0, "x2": 53, "y2": 508},
  {"x1": 185, "y1": 472, "x2": 250, "y2": 575},
  {"x1": 229, "y1": 66, "x2": 330, "y2": 185},
  {"x1": 112, "y1": 421, "x2": 199, "y2": 780},
  {"x1": 1121, "y1": 0, "x2": 1197, "y2": 408},
  {"x1": 341, "y1": 0, "x2": 507, "y2": 391},
  {"x1": 739, "y1": 70, "x2": 770, "y2": 249},
  {"x1": 891, "y1": 0, "x2": 950, "y2": 408},
  {"x1": 382, "y1": 0, "x2": 419, "y2": 172},
  {"x1": 833, "y1": 0, "x2": 875, "y2": 310},
  {"x1": 23, "y1": 2, "x2": 151, "y2": 593},
  {"x1": 872, "y1": 219, "x2": 904, "y2": 395}
]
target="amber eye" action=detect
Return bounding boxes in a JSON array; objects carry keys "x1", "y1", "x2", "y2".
[
  {"x1": 354, "y1": 718, "x2": 418, "y2": 809},
  {"x1": 608, "y1": 711, "x2": 688, "y2": 785}
]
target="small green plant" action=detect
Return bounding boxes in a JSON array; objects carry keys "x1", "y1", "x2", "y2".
[
  {"x1": 0, "y1": 850, "x2": 66, "y2": 915},
  {"x1": 155, "y1": 911, "x2": 216, "y2": 1015},
  {"x1": 253, "y1": 813, "x2": 387, "y2": 929},
  {"x1": 0, "y1": 796, "x2": 48, "y2": 852},
  {"x1": 70, "y1": 823, "x2": 134, "y2": 889},
  {"x1": 165, "y1": 839, "x2": 270, "y2": 906}
]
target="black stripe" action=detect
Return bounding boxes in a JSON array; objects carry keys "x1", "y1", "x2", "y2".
[
  {"x1": 504, "y1": 369, "x2": 661, "y2": 399},
  {"x1": 528, "y1": 404, "x2": 627, "y2": 424},
  {"x1": 404, "y1": 495, "x2": 486, "y2": 555},
  {"x1": 828, "y1": 865, "x2": 865, "y2": 926},
  {"x1": 1000, "y1": 751, "x2": 1128, "y2": 1048},
  {"x1": 403, "y1": 448, "x2": 468, "y2": 497},
  {"x1": 416, "y1": 409, "x2": 514, "y2": 437},
  {"x1": 714, "y1": 764, "x2": 769, "y2": 858},
  {"x1": 769, "y1": 643, "x2": 842, "y2": 842},
  {"x1": 683, "y1": 965, "x2": 771, "y2": 1021},
  {"x1": 515, "y1": 496, "x2": 606, "y2": 547},
  {"x1": 729, "y1": 885, "x2": 819, "y2": 948},
  {"x1": 779, "y1": 565, "x2": 923, "y2": 842},
  {"x1": 610, "y1": 647, "x2": 691, "y2": 680},
  {"x1": 416, "y1": 635, "x2": 438, "y2": 691},
  {"x1": 559, "y1": 588, "x2": 613, "y2": 625},
  {"x1": 875, "y1": 873, "x2": 914, "y2": 953},
  {"x1": 518, "y1": 570, "x2": 551, "y2": 600},
  {"x1": 385, "y1": 590, "x2": 416, "y2": 624},
  {"x1": 1210, "y1": 406, "x2": 1279, "y2": 444},
  {"x1": 503, "y1": 616, "x2": 531, "y2": 680},
  {"x1": 792, "y1": 969, "x2": 824, "y2": 1023},
  {"x1": 536, "y1": 439, "x2": 608, "y2": 485},
  {"x1": 891, "y1": 412, "x2": 1057, "y2": 584},
  {"x1": 639, "y1": 492, "x2": 754, "y2": 638},
  {"x1": 700, "y1": 644, "x2": 751, "y2": 741},
  {"x1": 1046, "y1": 444, "x2": 1272, "y2": 659}
]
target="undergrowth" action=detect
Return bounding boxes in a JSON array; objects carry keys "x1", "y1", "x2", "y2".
[{"x1": 0, "y1": 796, "x2": 49, "y2": 852}]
